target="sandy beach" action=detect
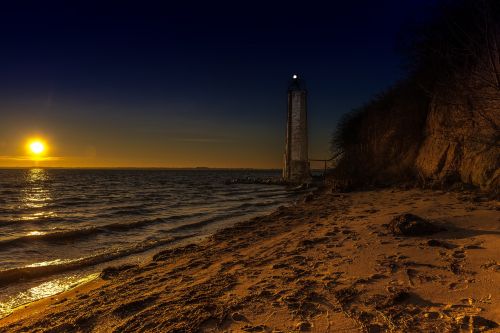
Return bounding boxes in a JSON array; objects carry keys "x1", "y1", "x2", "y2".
[{"x1": 0, "y1": 187, "x2": 498, "y2": 332}]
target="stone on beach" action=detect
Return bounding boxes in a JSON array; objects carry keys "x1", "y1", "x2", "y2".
[{"x1": 389, "y1": 213, "x2": 442, "y2": 236}]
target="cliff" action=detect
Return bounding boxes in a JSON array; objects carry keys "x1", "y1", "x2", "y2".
[
  {"x1": 416, "y1": 84, "x2": 499, "y2": 190},
  {"x1": 331, "y1": 0, "x2": 500, "y2": 193}
]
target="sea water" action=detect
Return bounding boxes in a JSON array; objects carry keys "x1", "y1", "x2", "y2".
[{"x1": 0, "y1": 168, "x2": 300, "y2": 317}]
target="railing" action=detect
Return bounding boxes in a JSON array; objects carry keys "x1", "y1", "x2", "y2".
[{"x1": 309, "y1": 151, "x2": 343, "y2": 179}]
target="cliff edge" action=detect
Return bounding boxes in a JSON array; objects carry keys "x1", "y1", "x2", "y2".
[{"x1": 331, "y1": 0, "x2": 499, "y2": 192}]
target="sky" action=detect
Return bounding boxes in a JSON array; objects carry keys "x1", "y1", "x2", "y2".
[{"x1": 0, "y1": 0, "x2": 438, "y2": 168}]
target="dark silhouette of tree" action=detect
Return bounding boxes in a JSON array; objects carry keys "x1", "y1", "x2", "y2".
[{"x1": 413, "y1": 0, "x2": 500, "y2": 147}]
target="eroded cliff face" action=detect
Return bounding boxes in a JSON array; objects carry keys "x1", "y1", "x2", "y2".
[
  {"x1": 416, "y1": 85, "x2": 499, "y2": 190},
  {"x1": 332, "y1": 80, "x2": 499, "y2": 192},
  {"x1": 329, "y1": 1, "x2": 500, "y2": 191}
]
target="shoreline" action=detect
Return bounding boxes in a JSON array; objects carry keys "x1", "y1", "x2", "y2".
[
  {"x1": 0, "y1": 275, "x2": 103, "y2": 327},
  {"x1": 1, "y1": 187, "x2": 498, "y2": 332}
]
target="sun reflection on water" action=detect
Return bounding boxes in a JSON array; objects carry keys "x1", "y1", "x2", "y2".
[
  {"x1": 21, "y1": 169, "x2": 55, "y2": 221},
  {"x1": 26, "y1": 231, "x2": 47, "y2": 236},
  {"x1": 20, "y1": 211, "x2": 57, "y2": 221},
  {"x1": 26, "y1": 258, "x2": 74, "y2": 268},
  {"x1": 0, "y1": 273, "x2": 99, "y2": 319}
]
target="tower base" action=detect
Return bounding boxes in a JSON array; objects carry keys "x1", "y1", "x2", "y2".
[{"x1": 283, "y1": 160, "x2": 311, "y2": 183}]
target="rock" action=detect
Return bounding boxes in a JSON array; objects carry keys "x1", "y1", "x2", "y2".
[{"x1": 389, "y1": 214, "x2": 442, "y2": 236}]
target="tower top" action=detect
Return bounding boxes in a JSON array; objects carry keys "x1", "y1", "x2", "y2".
[{"x1": 288, "y1": 74, "x2": 306, "y2": 91}]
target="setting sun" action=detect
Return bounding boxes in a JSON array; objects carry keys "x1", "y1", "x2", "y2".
[{"x1": 28, "y1": 140, "x2": 46, "y2": 155}]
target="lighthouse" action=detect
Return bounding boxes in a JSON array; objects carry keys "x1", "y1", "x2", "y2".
[{"x1": 283, "y1": 74, "x2": 310, "y2": 183}]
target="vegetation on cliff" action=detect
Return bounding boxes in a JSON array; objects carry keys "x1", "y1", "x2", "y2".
[{"x1": 332, "y1": 0, "x2": 499, "y2": 191}]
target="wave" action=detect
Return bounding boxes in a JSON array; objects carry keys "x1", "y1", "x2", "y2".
[
  {"x1": 167, "y1": 203, "x2": 280, "y2": 233},
  {"x1": 0, "y1": 197, "x2": 288, "y2": 248},
  {"x1": 232, "y1": 200, "x2": 282, "y2": 210},
  {"x1": 215, "y1": 187, "x2": 285, "y2": 197},
  {"x1": 48, "y1": 196, "x2": 93, "y2": 208},
  {"x1": 97, "y1": 207, "x2": 156, "y2": 217},
  {"x1": 0, "y1": 216, "x2": 68, "y2": 227},
  {"x1": 0, "y1": 235, "x2": 192, "y2": 286},
  {"x1": 165, "y1": 191, "x2": 288, "y2": 208},
  {"x1": 255, "y1": 189, "x2": 293, "y2": 197},
  {"x1": 0, "y1": 212, "x2": 207, "y2": 248}
]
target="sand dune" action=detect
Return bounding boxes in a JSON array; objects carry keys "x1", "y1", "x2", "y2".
[{"x1": 1, "y1": 188, "x2": 498, "y2": 332}]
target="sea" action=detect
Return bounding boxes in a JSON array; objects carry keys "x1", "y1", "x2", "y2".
[{"x1": 0, "y1": 168, "x2": 302, "y2": 317}]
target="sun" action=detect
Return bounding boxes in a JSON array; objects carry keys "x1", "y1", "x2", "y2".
[
  {"x1": 30, "y1": 141, "x2": 44, "y2": 154},
  {"x1": 28, "y1": 140, "x2": 46, "y2": 155}
]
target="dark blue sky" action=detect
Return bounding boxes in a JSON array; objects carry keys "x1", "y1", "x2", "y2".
[{"x1": 0, "y1": 0, "x2": 437, "y2": 167}]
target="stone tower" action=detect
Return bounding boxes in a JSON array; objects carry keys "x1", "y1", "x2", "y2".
[{"x1": 283, "y1": 74, "x2": 310, "y2": 183}]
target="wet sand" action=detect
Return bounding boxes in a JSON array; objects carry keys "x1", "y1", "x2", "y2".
[{"x1": 0, "y1": 188, "x2": 498, "y2": 332}]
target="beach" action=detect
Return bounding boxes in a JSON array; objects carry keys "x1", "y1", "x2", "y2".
[{"x1": 0, "y1": 186, "x2": 498, "y2": 332}]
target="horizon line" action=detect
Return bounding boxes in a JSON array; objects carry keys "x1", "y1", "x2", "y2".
[{"x1": 0, "y1": 166, "x2": 283, "y2": 171}]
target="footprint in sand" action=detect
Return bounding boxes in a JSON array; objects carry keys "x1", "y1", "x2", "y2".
[
  {"x1": 241, "y1": 324, "x2": 267, "y2": 332},
  {"x1": 480, "y1": 260, "x2": 500, "y2": 272},
  {"x1": 452, "y1": 250, "x2": 466, "y2": 259},
  {"x1": 426, "y1": 239, "x2": 457, "y2": 249},
  {"x1": 231, "y1": 312, "x2": 248, "y2": 322}
]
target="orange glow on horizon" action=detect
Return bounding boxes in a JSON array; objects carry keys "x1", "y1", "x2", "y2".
[{"x1": 0, "y1": 132, "x2": 300, "y2": 168}]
